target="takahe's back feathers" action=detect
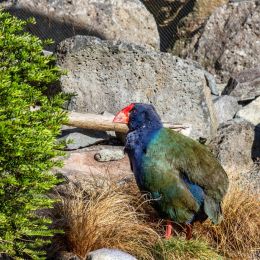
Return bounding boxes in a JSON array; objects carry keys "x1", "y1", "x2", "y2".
[{"x1": 140, "y1": 128, "x2": 228, "y2": 224}]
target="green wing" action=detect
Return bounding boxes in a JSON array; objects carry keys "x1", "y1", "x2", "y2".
[
  {"x1": 142, "y1": 128, "x2": 229, "y2": 224},
  {"x1": 146, "y1": 166, "x2": 201, "y2": 223}
]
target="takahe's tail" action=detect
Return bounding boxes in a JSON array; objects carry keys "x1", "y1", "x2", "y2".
[{"x1": 204, "y1": 195, "x2": 223, "y2": 224}]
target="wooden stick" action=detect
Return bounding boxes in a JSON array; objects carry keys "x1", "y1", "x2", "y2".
[{"x1": 67, "y1": 111, "x2": 188, "y2": 133}]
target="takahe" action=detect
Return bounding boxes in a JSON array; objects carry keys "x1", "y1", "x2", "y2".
[{"x1": 113, "y1": 103, "x2": 229, "y2": 239}]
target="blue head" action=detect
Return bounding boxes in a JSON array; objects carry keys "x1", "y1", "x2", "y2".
[{"x1": 113, "y1": 103, "x2": 163, "y2": 132}]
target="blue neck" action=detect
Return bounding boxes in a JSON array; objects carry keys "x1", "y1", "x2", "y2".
[{"x1": 125, "y1": 126, "x2": 162, "y2": 189}]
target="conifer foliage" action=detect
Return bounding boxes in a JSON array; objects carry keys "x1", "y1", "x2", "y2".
[{"x1": 0, "y1": 12, "x2": 67, "y2": 259}]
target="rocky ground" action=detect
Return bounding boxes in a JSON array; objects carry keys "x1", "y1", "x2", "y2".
[{"x1": 1, "y1": 0, "x2": 260, "y2": 259}]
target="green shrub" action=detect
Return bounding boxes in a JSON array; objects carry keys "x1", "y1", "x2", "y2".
[{"x1": 0, "y1": 11, "x2": 67, "y2": 259}]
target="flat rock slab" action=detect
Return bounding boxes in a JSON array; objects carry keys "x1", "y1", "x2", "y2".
[
  {"x1": 58, "y1": 127, "x2": 110, "y2": 150},
  {"x1": 2, "y1": 0, "x2": 159, "y2": 51},
  {"x1": 186, "y1": 1, "x2": 260, "y2": 83},
  {"x1": 236, "y1": 97, "x2": 260, "y2": 125},
  {"x1": 58, "y1": 145, "x2": 132, "y2": 183},
  {"x1": 56, "y1": 36, "x2": 217, "y2": 140}
]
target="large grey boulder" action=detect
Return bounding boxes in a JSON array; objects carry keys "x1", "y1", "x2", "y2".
[
  {"x1": 222, "y1": 67, "x2": 260, "y2": 102},
  {"x1": 56, "y1": 36, "x2": 218, "y2": 140},
  {"x1": 2, "y1": 0, "x2": 159, "y2": 51},
  {"x1": 86, "y1": 248, "x2": 137, "y2": 260},
  {"x1": 186, "y1": 1, "x2": 260, "y2": 83}
]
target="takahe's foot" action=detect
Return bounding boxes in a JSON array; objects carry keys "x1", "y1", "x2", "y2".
[
  {"x1": 185, "y1": 224, "x2": 193, "y2": 240},
  {"x1": 165, "y1": 220, "x2": 173, "y2": 239}
]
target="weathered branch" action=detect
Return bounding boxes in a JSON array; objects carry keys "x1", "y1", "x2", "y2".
[{"x1": 67, "y1": 111, "x2": 189, "y2": 133}]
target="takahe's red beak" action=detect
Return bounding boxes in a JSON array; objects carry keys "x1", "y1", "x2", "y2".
[{"x1": 113, "y1": 103, "x2": 135, "y2": 124}]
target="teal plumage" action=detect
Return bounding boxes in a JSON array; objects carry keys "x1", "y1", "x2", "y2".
[
  {"x1": 114, "y1": 103, "x2": 229, "y2": 226},
  {"x1": 141, "y1": 127, "x2": 228, "y2": 224}
]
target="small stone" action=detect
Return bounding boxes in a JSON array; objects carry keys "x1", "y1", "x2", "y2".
[
  {"x1": 86, "y1": 248, "x2": 137, "y2": 260},
  {"x1": 94, "y1": 149, "x2": 125, "y2": 162},
  {"x1": 236, "y1": 97, "x2": 260, "y2": 126},
  {"x1": 213, "y1": 95, "x2": 240, "y2": 124}
]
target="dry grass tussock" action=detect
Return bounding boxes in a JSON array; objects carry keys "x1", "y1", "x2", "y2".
[
  {"x1": 194, "y1": 186, "x2": 260, "y2": 258},
  {"x1": 50, "y1": 178, "x2": 160, "y2": 259},
  {"x1": 49, "y1": 175, "x2": 260, "y2": 259}
]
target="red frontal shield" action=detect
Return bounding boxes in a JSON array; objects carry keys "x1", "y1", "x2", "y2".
[{"x1": 113, "y1": 103, "x2": 135, "y2": 124}]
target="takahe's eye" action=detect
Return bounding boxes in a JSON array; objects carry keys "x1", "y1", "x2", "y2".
[{"x1": 132, "y1": 109, "x2": 137, "y2": 115}]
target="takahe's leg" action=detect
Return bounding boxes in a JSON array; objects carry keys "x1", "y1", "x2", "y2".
[
  {"x1": 186, "y1": 224, "x2": 193, "y2": 240},
  {"x1": 165, "y1": 220, "x2": 173, "y2": 239}
]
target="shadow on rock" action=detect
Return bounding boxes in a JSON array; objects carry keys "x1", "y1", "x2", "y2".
[
  {"x1": 252, "y1": 123, "x2": 260, "y2": 161},
  {"x1": 5, "y1": 7, "x2": 105, "y2": 51},
  {"x1": 141, "y1": 0, "x2": 196, "y2": 51}
]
